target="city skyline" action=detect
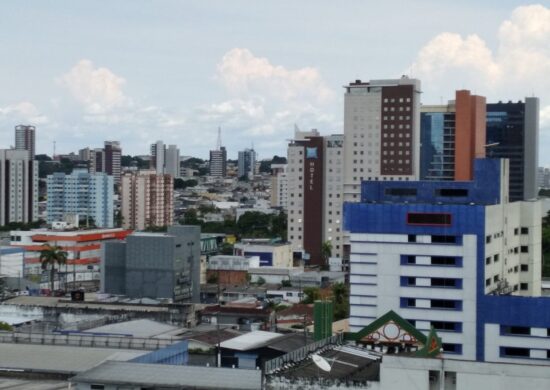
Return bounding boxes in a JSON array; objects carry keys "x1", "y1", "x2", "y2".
[{"x1": 1, "y1": 1, "x2": 549, "y2": 165}]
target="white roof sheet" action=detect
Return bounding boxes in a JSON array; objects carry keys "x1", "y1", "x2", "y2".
[
  {"x1": 86, "y1": 319, "x2": 182, "y2": 339},
  {"x1": 220, "y1": 330, "x2": 284, "y2": 351}
]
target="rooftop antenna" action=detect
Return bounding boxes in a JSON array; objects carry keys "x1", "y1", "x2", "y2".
[
  {"x1": 53, "y1": 140, "x2": 56, "y2": 159},
  {"x1": 216, "y1": 127, "x2": 222, "y2": 151}
]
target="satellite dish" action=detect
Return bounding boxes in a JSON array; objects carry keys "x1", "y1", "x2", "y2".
[{"x1": 311, "y1": 354, "x2": 331, "y2": 372}]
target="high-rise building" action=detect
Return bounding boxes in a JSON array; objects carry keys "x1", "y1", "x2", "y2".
[
  {"x1": 344, "y1": 158, "x2": 548, "y2": 363},
  {"x1": 420, "y1": 90, "x2": 486, "y2": 181},
  {"x1": 121, "y1": 170, "x2": 174, "y2": 230},
  {"x1": 150, "y1": 140, "x2": 165, "y2": 174},
  {"x1": 209, "y1": 127, "x2": 227, "y2": 177},
  {"x1": 102, "y1": 225, "x2": 201, "y2": 303},
  {"x1": 486, "y1": 98, "x2": 539, "y2": 201},
  {"x1": 165, "y1": 144, "x2": 180, "y2": 178},
  {"x1": 537, "y1": 167, "x2": 550, "y2": 189},
  {"x1": 270, "y1": 164, "x2": 288, "y2": 209},
  {"x1": 209, "y1": 147, "x2": 227, "y2": 177},
  {"x1": 89, "y1": 141, "x2": 122, "y2": 184},
  {"x1": 78, "y1": 147, "x2": 92, "y2": 162},
  {"x1": 14, "y1": 125, "x2": 36, "y2": 159},
  {"x1": 46, "y1": 169, "x2": 114, "y2": 228},
  {"x1": 343, "y1": 77, "x2": 422, "y2": 204},
  {"x1": 0, "y1": 149, "x2": 38, "y2": 225},
  {"x1": 287, "y1": 129, "x2": 343, "y2": 266},
  {"x1": 238, "y1": 148, "x2": 256, "y2": 179}
]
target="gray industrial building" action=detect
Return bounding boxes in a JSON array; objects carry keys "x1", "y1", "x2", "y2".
[{"x1": 102, "y1": 225, "x2": 201, "y2": 302}]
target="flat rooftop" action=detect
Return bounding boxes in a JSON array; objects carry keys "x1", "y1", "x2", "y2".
[
  {"x1": 71, "y1": 361, "x2": 262, "y2": 389},
  {"x1": 0, "y1": 343, "x2": 146, "y2": 374}
]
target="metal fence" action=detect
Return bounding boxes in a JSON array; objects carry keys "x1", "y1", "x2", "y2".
[
  {"x1": 0, "y1": 330, "x2": 179, "y2": 350},
  {"x1": 264, "y1": 333, "x2": 344, "y2": 374}
]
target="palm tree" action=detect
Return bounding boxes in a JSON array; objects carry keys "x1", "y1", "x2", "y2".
[
  {"x1": 39, "y1": 245, "x2": 68, "y2": 293},
  {"x1": 321, "y1": 240, "x2": 333, "y2": 268}
]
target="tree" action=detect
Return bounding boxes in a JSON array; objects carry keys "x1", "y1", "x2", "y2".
[
  {"x1": 237, "y1": 211, "x2": 271, "y2": 238},
  {"x1": 332, "y1": 282, "x2": 349, "y2": 321},
  {"x1": 281, "y1": 279, "x2": 292, "y2": 287},
  {"x1": 257, "y1": 277, "x2": 266, "y2": 286},
  {"x1": 39, "y1": 245, "x2": 68, "y2": 292},
  {"x1": 182, "y1": 209, "x2": 202, "y2": 225},
  {"x1": 302, "y1": 287, "x2": 321, "y2": 304},
  {"x1": 321, "y1": 240, "x2": 333, "y2": 268}
]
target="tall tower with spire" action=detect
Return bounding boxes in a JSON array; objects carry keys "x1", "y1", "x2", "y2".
[{"x1": 209, "y1": 127, "x2": 227, "y2": 177}]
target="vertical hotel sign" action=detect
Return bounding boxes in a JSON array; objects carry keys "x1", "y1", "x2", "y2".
[{"x1": 303, "y1": 137, "x2": 323, "y2": 266}]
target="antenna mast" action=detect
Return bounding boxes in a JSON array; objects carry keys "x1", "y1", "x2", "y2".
[{"x1": 216, "y1": 127, "x2": 222, "y2": 151}]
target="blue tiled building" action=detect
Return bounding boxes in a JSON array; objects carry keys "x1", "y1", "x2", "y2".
[{"x1": 344, "y1": 159, "x2": 550, "y2": 364}]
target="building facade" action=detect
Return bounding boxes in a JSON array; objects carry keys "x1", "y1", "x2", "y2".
[
  {"x1": 344, "y1": 158, "x2": 550, "y2": 364},
  {"x1": 287, "y1": 129, "x2": 344, "y2": 265},
  {"x1": 209, "y1": 147, "x2": 227, "y2": 177},
  {"x1": 102, "y1": 225, "x2": 201, "y2": 302},
  {"x1": 343, "y1": 77, "x2": 421, "y2": 204},
  {"x1": 150, "y1": 140, "x2": 165, "y2": 174},
  {"x1": 238, "y1": 148, "x2": 256, "y2": 179},
  {"x1": 165, "y1": 144, "x2": 180, "y2": 178},
  {"x1": 270, "y1": 164, "x2": 288, "y2": 210},
  {"x1": 233, "y1": 242, "x2": 293, "y2": 267},
  {"x1": 10, "y1": 228, "x2": 131, "y2": 285},
  {"x1": 121, "y1": 170, "x2": 174, "y2": 230},
  {"x1": 15, "y1": 125, "x2": 36, "y2": 159},
  {"x1": 89, "y1": 141, "x2": 122, "y2": 184},
  {"x1": 0, "y1": 149, "x2": 38, "y2": 226},
  {"x1": 46, "y1": 169, "x2": 114, "y2": 228},
  {"x1": 486, "y1": 98, "x2": 539, "y2": 201}
]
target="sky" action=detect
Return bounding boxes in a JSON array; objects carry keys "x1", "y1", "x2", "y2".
[{"x1": 1, "y1": 1, "x2": 550, "y2": 164}]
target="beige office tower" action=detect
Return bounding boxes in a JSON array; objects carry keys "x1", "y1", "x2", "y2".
[
  {"x1": 342, "y1": 77, "x2": 421, "y2": 270},
  {"x1": 121, "y1": 171, "x2": 174, "y2": 230}
]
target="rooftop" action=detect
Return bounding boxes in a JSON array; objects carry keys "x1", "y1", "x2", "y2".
[
  {"x1": 84, "y1": 319, "x2": 184, "y2": 339},
  {"x1": 220, "y1": 330, "x2": 284, "y2": 351},
  {"x1": 71, "y1": 361, "x2": 262, "y2": 389},
  {"x1": 0, "y1": 342, "x2": 146, "y2": 374}
]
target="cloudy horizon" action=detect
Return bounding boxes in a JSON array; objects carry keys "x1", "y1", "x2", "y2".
[{"x1": 1, "y1": 1, "x2": 549, "y2": 164}]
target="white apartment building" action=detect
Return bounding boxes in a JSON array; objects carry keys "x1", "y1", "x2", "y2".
[
  {"x1": 121, "y1": 170, "x2": 174, "y2": 230},
  {"x1": 46, "y1": 169, "x2": 114, "y2": 228},
  {"x1": 0, "y1": 149, "x2": 38, "y2": 225},
  {"x1": 270, "y1": 164, "x2": 288, "y2": 210}
]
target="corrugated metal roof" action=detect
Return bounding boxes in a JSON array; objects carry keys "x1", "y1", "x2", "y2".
[
  {"x1": 0, "y1": 343, "x2": 146, "y2": 373},
  {"x1": 71, "y1": 361, "x2": 262, "y2": 389}
]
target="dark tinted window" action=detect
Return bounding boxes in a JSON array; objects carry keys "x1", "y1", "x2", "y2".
[{"x1": 407, "y1": 213, "x2": 451, "y2": 225}]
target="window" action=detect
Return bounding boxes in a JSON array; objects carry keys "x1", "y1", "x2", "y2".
[
  {"x1": 494, "y1": 254, "x2": 499, "y2": 262},
  {"x1": 442, "y1": 343, "x2": 462, "y2": 354},
  {"x1": 521, "y1": 264, "x2": 529, "y2": 272},
  {"x1": 432, "y1": 321, "x2": 461, "y2": 332},
  {"x1": 406, "y1": 255, "x2": 416, "y2": 264},
  {"x1": 431, "y1": 278, "x2": 458, "y2": 288},
  {"x1": 408, "y1": 235, "x2": 416, "y2": 243},
  {"x1": 520, "y1": 283, "x2": 528, "y2": 291},
  {"x1": 485, "y1": 278, "x2": 491, "y2": 287},
  {"x1": 486, "y1": 235, "x2": 492, "y2": 244},
  {"x1": 502, "y1": 326, "x2": 530, "y2": 335},
  {"x1": 91, "y1": 386, "x2": 105, "y2": 390},
  {"x1": 485, "y1": 257, "x2": 491, "y2": 265},
  {"x1": 436, "y1": 188, "x2": 468, "y2": 197},
  {"x1": 514, "y1": 228, "x2": 519, "y2": 235},
  {"x1": 407, "y1": 213, "x2": 451, "y2": 226},
  {"x1": 431, "y1": 256, "x2": 457, "y2": 266},
  {"x1": 501, "y1": 347, "x2": 530, "y2": 358},
  {"x1": 521, "y1": 227, "x2": 529, "y2": 235},
  {"x1": 432, "y1": 235, "x2": 456, "y2": 243},
  {"x1": 521, "y1": 246, "x2": 528, "y2": 253},
  {"x1": 431, "y1": 299, "x2": 459, "y2": 309},
  {"x1": 493, "y1": 275, "x2": 499, "y2": 283},
  {"x1": 385, "y1": 188, "x2": 417, "y2": 196}
]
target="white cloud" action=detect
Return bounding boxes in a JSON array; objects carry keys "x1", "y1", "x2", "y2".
[
  {"x1": 216, "y1": 48, "x2": 334, "y2": 105},
  {"x1": 204, "y1": 48, "x2": 338, "y2": 153},
  {"x1": 409, "y1": 4, "x2": 550, "y2": 165},
  {"x1": 0, "y1": 101, "x2": 49, "y2": 125},
  {"x1": 410, "y1": 4, "x2": 550, "y2": 101},
  {"x1": 60, "y1": 59, "x2": 130, "y2": 114}
]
